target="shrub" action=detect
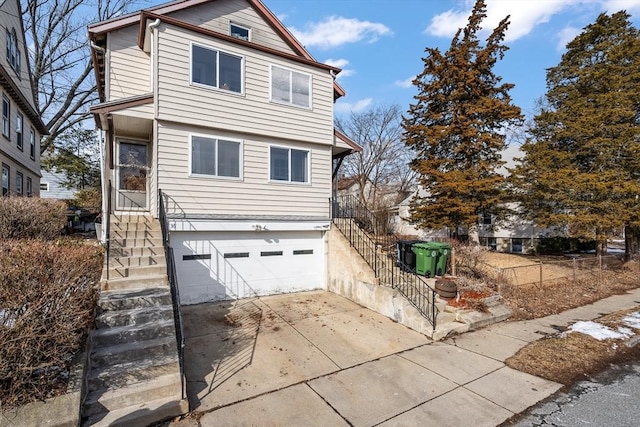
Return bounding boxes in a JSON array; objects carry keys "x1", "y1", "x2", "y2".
[
  {"x1": 0, "y1": 240, "x2": 104, "y2": 408},
  {"x1": 0, "y1": 197, "x2": 67, "y2": 240},
  {"x1": 72, "y1": 187, "x2": 101, "y2": 213}
]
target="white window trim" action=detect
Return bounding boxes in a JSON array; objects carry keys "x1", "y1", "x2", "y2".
[
  {"x1": 268, "y1": 144, "x2": 311, "y2": 185},
  {"x1": 269, "y1": 65, "x2": 312, "y2": 109},
  {"x1": 188, "y1": 133, "x2": 243, "y2": 180},
  {"x1": 189, "y1": 41, "x2": 245, "y2": 95},
  {"x1": 229, "y1": 22, "x2": 251, "y2": 41},
  {"x1": 2, "y1": 95, "x2": 10, "y2": 139}
]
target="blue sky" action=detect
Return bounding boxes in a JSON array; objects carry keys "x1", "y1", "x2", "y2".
[{"x1": 263, "y1": 0, "x2": 640, "y2": 120}]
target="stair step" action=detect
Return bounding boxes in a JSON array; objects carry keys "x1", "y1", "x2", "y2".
[
  {"x1": 91, "y1": 319, "x2": 175, "y2": 348},
  {"x1": 110, "y1": 214, "x2": 156, "y2": 224},
  {"x1": 110, "y1": 221, "x2": 161, "y2": 232},
  {"x1": 96, "y1": 305, "x2": 174, "y2": 328},
  {"x1": 98, "y1": 288, "x2": 172, "y2": 311},
  {"x1": 110, "y1": 237, "x2": 164, "y2": 249},
  {"x1": 109, "y1": 246, "x2": 165, "y2": 258},
  {"x1": 105, "y1": 264, "x2": 167, "y2": 280},
  {"x1": 87, "y1": 353, "x2": 179, "y2": 390},
  {"x1": 101, "y1": 274, "x2": 169, "y2": 291},
  {"x1": 90, "y1": 335, "x2": 177, "y2": 368},
  {"x1": 110, "y1": 255, "x2": 166, "y2": 268},
  {"x1": 83, "y1": 395, "x2": 188, "y2": 427},
  {"x1": 110, "y1": 229, "x2": 163, "y2": 240},
  {"x1": 83, "y1": 372, "x2": 183, "y2": 418}
]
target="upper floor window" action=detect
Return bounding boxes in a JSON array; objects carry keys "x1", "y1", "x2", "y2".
[
  {"x1": 2, "y1": 164, "x2": 9, "y2": 196},
  {"x1": 6, "y1": 28, "x2": 20, "y2": 74},
  {"x1": 29, "y1": 128, "x2": 35, "y2": 160},
  {"x1": 16, "y1": 113, "x2": 23, "y2": 151},
  {"x1": 229, "y1": 23, "x2": 250, "y2": 41},
  {"x1": 270, "y1": 146, "x2": 309, "y2": 183},
  {"x1": 26, "y1": 176, "x2": 32, "y2": 196},
  {"x1": 2, "y1": 95, "x2": 9, "y2": 138},
  {"x1": 191, "y1": 44, "x2": 243, "y2": 93},
  {"x1": 40, "y1": 182, "x2": 49, "y2": 192},
  {"x1": 270, "y1": 65, "x2": 311, "y2": 108},
  {"x1": 190, "y1": 135, "x2": 241, "y2": 179},
  {"x1": 15, "y1": 171, "x2": 22, "y2": 196}
]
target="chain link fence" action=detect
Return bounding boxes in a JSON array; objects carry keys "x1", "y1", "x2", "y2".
[{"x1": 494, "y1": 254, "x2": 634, "y2": 288}]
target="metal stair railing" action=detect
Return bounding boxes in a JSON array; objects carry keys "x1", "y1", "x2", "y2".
[
  {"x1": 332, "y1": 195, "x2": 438, "y2": 332},
  {"x1": 158, "y1": 189, "x2": 186, "y2": 400}
]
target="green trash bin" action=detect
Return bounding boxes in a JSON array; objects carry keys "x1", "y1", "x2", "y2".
[
  {"x1": 430, "y1": 242, "x2": 452, "y2": 276},
  {"x1": 412, "y1": 243, "x2": 439, "y2": 277}
]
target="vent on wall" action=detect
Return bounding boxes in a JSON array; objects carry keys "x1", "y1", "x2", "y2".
[
  {"x1": 224, "y1": 252, "x2": 250, "y2": 259},
  {"x1": 293, "y1": 249, "x2": 313, "y2": 255},
  {"x1": 183, "y1": 254, "x2": 211, "y2": 261}
]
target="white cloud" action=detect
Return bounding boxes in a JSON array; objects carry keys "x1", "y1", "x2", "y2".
[
  {"x1": 556, "y1": 26, "x2": 581, "y2": 51},
  {"x1": 394, "y1": 75, "x2": 416, "y2": 88},
  {"x1": 334, "y1": 98, "x2": 373, "y2": 114},
  {"x1": 426, "y1": 0, "x2": 587, "y2": 43},
  {"x1": 325, "y1": 58, "x2": 355, "y2": 78},
  {"x1": 291, "y1": 16, "x2": 391, "y2": 49},
  {"x1": 603, "y1": 0, "x2": 640, "y2": 13}
]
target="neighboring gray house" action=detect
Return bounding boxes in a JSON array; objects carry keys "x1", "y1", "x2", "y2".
[
  {"x1": 0, "y1": 0, "x2": 48, "y2": 197},
  {"x1": 89, "y1": 0, "x2": 360, "y2": 304},
  {"x1": 39, "y1": 170, "x2": 77, "y2": 200}
]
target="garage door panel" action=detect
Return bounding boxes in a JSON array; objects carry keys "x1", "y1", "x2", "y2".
[{"x1": 172, "y1": 231, "x2": 324, "y2": 304}]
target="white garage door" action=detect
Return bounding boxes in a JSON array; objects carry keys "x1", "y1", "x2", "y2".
[{"x1": 171, "y1": 230, "x2": 325, "y2": 304}]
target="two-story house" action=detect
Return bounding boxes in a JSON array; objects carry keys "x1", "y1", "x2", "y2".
[
  {"x1": 89, "y1": 0, "x2": 360, "y2": 304},
  {"x1": 0, "y1": 0, "x2": 47, "y2": 197}
]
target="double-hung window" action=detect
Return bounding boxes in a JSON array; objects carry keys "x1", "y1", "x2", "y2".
[
  {"x1": 191, "y1": 44, "x2": 243, "y2": 93},
  {"x1": 190, "y1": 135, "x2": 241, "y2": 178},
  {"x1": 270, "y1": 65, "x2": 311, "y2": 108},
  {"x1": 1, "y1": 164, "x2": 9, "y2": 196},
  {"x1": 29, "y1": 128, "x2": 35, "y2": 160},
  {"x1": 270, "y1": 146, "x2": 309, "y2": 183},
  {"x1": 6, "y1": 28, "x2": 20, "y2": 73},
  {"x1": 16, "y1": 113, "x2": 22, "y2": 150},
  {"x1": 15, "y1": 171, "x2": 22, "y2": 196},
  {"x1": 2, "y1": 95, "x2": 9, "y2": 138},
  {"x1": 26, "y1": 176, "x2": 32, "y2": 196}
]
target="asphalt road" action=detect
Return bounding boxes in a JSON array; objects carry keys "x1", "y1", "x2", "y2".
[{"x1": 507, "y1": 362, "x2": 640, "y2": 426}]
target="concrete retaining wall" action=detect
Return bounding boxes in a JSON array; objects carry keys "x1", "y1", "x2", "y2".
[{"x1": 326, "y1": 227, "x2": 437, "y2": 338}]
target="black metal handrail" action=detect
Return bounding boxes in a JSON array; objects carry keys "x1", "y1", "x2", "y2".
[
  {"x1": 159, "y1": 189, "x2": 186, "y2": 400},
  {"x1": 333, "y1": 195, "x2": 438, "y2": 331},
  {"x1": 105, "y1": 180, "x2": 112, "y2": 280}
]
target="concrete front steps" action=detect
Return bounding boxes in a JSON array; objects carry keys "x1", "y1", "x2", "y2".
[{"x1": 82, "y1": 214, "x2": 187, "y2": 426}]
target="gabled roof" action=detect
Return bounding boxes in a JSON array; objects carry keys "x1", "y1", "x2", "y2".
[{"x1": 88, "y1": 0, "x2": 345, "y2": 102}]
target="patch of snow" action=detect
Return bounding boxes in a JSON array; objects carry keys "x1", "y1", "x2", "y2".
[
  {"x1": 622, "y1": 312, "x2": 640, "y2": 329},
  {"x1": 567, "y1": 321, "x2": 634, "y2": 341}
]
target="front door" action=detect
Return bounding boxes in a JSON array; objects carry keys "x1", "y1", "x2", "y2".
[{"x1": 116, "y1": 140, "x2": 148, "y2": 210}]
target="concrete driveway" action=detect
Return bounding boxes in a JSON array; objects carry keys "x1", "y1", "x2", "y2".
[{"x1": 178, "y1": 290, "x2": 561, "y2": 426}]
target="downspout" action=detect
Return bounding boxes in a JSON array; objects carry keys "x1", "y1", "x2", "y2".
[
  {"x1": 97, "y1": 129, "x2": 106, "y2": 243},
  {"x1": 148, "y1": 18, "x2": 160, "y2": 217}
]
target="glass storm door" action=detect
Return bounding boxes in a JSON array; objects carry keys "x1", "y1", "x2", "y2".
[{"x1": 116, "y1": 141, "x2": 148, "y2": 210}]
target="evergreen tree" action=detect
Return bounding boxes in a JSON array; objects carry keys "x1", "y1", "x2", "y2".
[
  {"x1": 42, "y1": 127, "x2": 101, "y2": 190},
  {"x1": 510, "y1": 11, "x2": 640, "y2": 255},
  {"x1": 402, "y1": 0, "x2": 522, "y2": 238}
]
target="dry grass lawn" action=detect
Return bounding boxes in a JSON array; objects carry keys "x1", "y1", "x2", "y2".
[{"x1": 474, "y1": 251, "x2": 640, "y2": 386}]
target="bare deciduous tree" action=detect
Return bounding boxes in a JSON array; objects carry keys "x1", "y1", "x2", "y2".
[
  {"x1": 22, "y1": 0, "x2": 138, "y2": 152},
  {"x1": 335, "y1": 104, "x2": 415, "y2": 212}
]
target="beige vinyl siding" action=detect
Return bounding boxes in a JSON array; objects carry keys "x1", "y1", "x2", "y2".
[
  {"x1": 108, "y1": 25, "x2": 151, "y2": 100},
  {"x1": 156, "y1": 123, "x2": 332, "y2": 218},
  {"x1": 0, "y1": 155, "x2": 40, "y2": 196},
  {"x1": 0, "y1": 99, "x2": 40, "y2": 176},
  {"x1": 168, "y1": 0, "x2": 296, "y2": 54},
  {"x1": 156, "y1": 25, "x2": 334, "y2": 145},
  {"x1": 0, "y1": 0, "x2": 36, "y2": 110}
]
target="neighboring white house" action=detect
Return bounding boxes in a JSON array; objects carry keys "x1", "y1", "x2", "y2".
[
  {"x1": 88, "y1": 0, "x2": 360, "y2": 304},
  {"x1": 0, "y1": 0, "x2": 47, "y2": 198},
  {"x1": 39, "y1": 170, "x2": 78, "y2": 200},
  {"x1": 393, "y1": 191, "x2": 553, "y2": 253}
]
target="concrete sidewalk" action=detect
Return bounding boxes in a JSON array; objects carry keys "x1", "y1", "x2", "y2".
[{"x1": 173, "y1": 288, "x2": 640, "y2": 427}]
